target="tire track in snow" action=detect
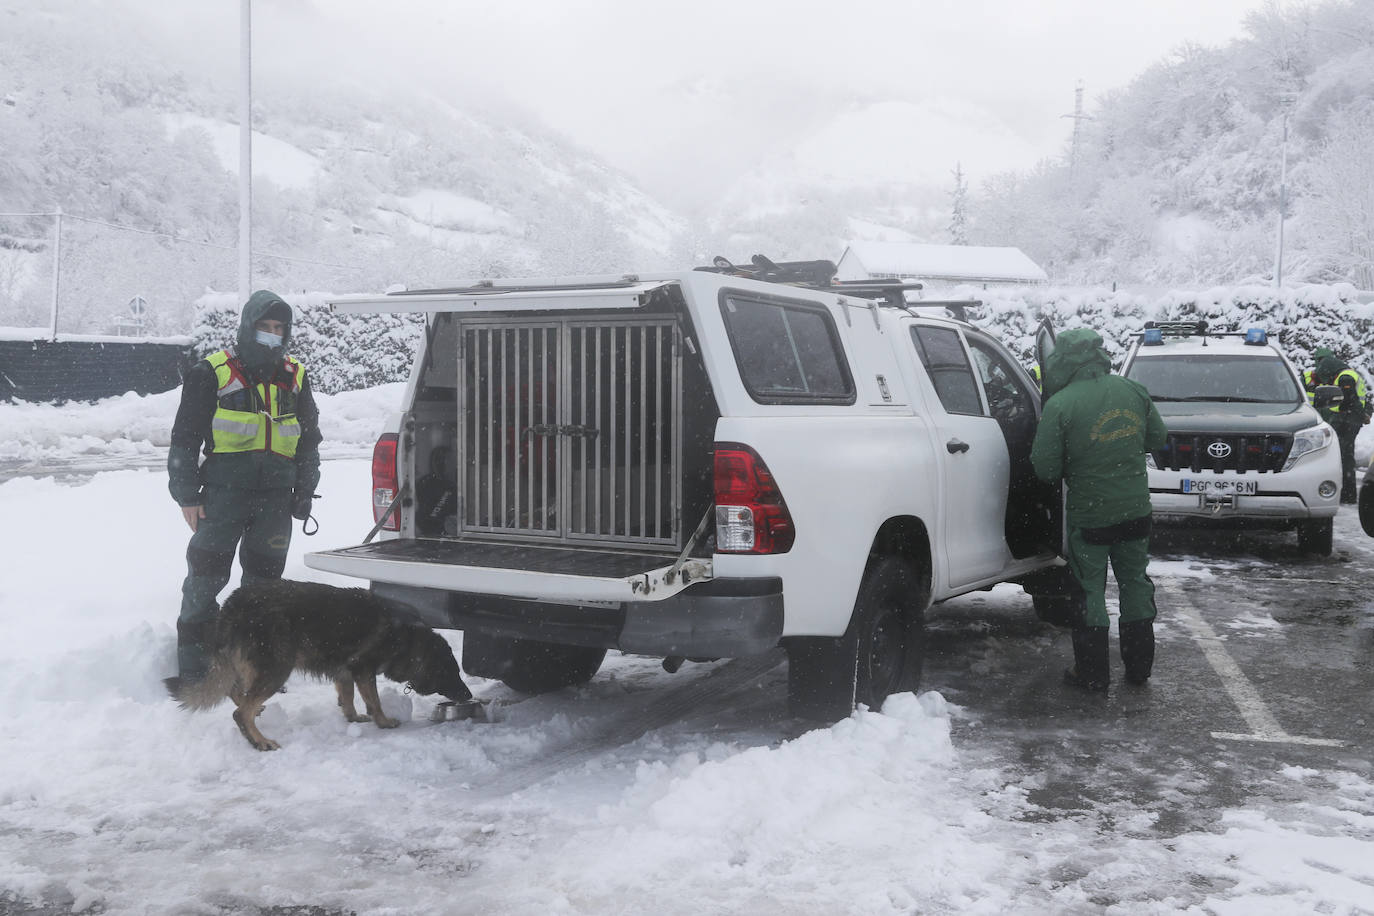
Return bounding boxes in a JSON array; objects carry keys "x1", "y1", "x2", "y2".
[{"x1": 469, "y1": 649, "x2": 786, "y2": 798}]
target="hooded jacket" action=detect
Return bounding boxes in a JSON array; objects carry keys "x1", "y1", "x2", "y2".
[
  {"x1": 1315, "y1": 354, "x2": 1369, "y2": 424},
  {"x1": 1030, "y1": 328, "x2": 1166, "y2": 529},
  {"x1": 167, "y1": 291, "x2": 322, "y2": 504}
]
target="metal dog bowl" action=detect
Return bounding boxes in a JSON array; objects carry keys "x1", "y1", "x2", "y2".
[{"x1": 430, "y1": 699, "x2": 497, "y2": 723}]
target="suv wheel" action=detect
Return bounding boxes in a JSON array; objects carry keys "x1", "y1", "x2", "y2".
[
  {"x1": 1360, "y1": 479, "x2": 1374, "y2": 537},
  {"x1": 785, "y1": 556, "x2": 928, "y2": 721},
  {"x1": 462, "y1": 633, "x2": 606, "y2": 695},
  {"x1": 1296, "y1": 518, "x2": 1333, "y2": 556}
]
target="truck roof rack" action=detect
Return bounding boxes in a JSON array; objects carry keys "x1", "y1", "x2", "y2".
[
  {"x1": 696, "y1": 254, "x2": 925, "y2": 307},
  {"x1": 905, "y1": 300, "x2": 981, "y2": 322}
]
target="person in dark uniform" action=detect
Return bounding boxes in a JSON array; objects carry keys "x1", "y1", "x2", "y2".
[
  {"x1": 1314, "y1": 351, "x2": 1371, "y2": 504},
  {"x1": 1030, "y1": 328, "x2": 1167, "y2": 691},
  {"x1": 167, "y1": 291, "x2": 322, "y2": 681}
]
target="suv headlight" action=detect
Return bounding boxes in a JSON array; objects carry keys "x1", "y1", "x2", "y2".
[
  {"x1": 1282, "y1": 424, "x2": 1334, "y2": 471},
  {"x1": 1145, "y1": 453, "x2": 1157, "y2": 469}
]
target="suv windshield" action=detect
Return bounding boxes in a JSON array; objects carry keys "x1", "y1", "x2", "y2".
[{"x1": 1126, "y1": 354, "x2": 1303, "y2": 404}]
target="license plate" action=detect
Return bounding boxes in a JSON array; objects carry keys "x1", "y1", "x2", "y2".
[{"x1": 1181, "y1": 478, "x2": 1258, "y2": 496}]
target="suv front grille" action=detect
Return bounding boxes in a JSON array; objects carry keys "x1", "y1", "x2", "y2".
[{"x1": 1152, "y1": 432, "x2": 1292, "y2": 474}]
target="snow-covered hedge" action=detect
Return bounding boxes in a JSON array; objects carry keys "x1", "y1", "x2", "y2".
[
  {"x1": 190, "y1": 292, "x2": 423, "y2": 394},
  {"x1": 191, "y1": 284, "x2": 1374, "y2": 394},
  {"x1": 961, "y1": 283, "x2": 1374, "y2": 374}
]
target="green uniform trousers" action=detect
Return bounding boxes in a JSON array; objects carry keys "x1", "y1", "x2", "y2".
[
  {"x1": 1066, "y1": 527, "x2": 1157, "y2": 629},
  {"x1": 177, "y1": 485, "x2": 293, "y2": 676}
]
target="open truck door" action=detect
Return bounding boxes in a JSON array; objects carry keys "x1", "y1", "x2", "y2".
[{"x1": 1034, "y1": 317, "x2": 1056, "y2": 399}]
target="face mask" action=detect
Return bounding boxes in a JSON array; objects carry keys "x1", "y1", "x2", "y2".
[{"x1": 254, "y1": 329, "x2": 284, "y2": 349}]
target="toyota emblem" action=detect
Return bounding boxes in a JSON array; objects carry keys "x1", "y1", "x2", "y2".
[{"x1": 1207, "y1": 441, "x2": 1232, "y2": 459}]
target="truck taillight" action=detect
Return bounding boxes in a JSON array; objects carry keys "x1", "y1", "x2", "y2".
[
  {"x1": 372, "y1": 433, "x2": 400, "y2": 531},
  {"x1": 713, "y1": 443, "x2": 794, "y2": 554}
]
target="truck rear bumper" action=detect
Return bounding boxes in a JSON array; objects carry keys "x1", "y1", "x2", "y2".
[{"x1": 371, "y1": 577, "x2": 784, "y2": 658}]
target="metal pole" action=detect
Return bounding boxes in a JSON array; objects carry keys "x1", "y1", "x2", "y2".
[
  {"x1": 238, "y1": 0, "x2": 252, "y2": 302},
  {"x1": 48, "y1": 206, "x2": 62, "y2": 341},
  {"x1": 1274, "y1": 112, "x2": 1288, "y2": 289}
]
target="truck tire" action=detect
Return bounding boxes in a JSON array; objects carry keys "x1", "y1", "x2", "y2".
[
  {"x1": 1022, "y1": 565, "x2": 1087, "y2": 628},
  {"x1": 785, "y1": 557, "x2": 927, "y2": 721},
  {"x1": 1360, "y1": 479, "x2": 1374, "y2": 538},
  {"x1": 462, "y1": 633, "x2": 606, "y2": 695},
  {"x1": 1031, "y1": 592, "x2": 1087, "y2": 628},
  {"x1": 1296, "y1": 518, "x2": 1333, "y2": 556}
]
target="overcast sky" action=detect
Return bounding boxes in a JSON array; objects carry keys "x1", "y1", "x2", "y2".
[{"x1": 144, "y1": 0, "x2": 1269, "y2": 209}]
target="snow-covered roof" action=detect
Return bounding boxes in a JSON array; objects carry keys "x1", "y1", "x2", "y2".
[{"x1": 838, "y1": 241, "x2": 1048, "y2": 283}]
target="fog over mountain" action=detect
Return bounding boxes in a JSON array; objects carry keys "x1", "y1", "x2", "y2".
[{"x1": 1, "y1": 0, "x2": 1371, "y2": 336}]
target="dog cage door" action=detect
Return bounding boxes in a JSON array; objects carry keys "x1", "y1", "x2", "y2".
[{"x1": 457, "y1": 317, "x2": 682, "y2": 548}]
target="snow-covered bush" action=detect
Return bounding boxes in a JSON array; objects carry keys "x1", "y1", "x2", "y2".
[
  {"x1": 190, "y1": 292, "x2": 422, "y2": 395},
  {"x1": 960, "y1": 283, "x2": 1374, "y2": 374},
  {"x1": 190, "y1": 284, "x2": 1374, "y2": 394}
]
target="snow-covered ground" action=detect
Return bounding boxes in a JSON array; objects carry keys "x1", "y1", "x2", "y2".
[{"x1": 1, "y1": 389, "x2": 1373, "y2": 914}]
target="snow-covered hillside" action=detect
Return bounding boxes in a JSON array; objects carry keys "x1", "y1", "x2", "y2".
[{"x1": 0, "y1": 0, "x2": 686, "y2": 336}]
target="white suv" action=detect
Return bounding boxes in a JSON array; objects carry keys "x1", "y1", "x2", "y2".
[{"x1": 1119, "y1": 321, "x2": 1342, "y2": 554}]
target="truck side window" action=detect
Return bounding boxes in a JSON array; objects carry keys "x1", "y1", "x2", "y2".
[
  {"x1": 911, "y1": 326, "x2": 982, "y2": 415},
  {"x1": 720, "y1": 294, "x2": 855, "y2": 404},
  {"x1": 967, "y1": 337, "x2": 1033, "y2": 421}
]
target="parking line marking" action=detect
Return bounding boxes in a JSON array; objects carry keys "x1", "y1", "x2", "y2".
[{"x1": 1158, "y1": 580, "x2": 1346, "y2": 748}]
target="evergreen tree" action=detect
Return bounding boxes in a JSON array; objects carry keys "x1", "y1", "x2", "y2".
[{"x1": 948, "y1": 164, "x2": 969, "y2": 245}]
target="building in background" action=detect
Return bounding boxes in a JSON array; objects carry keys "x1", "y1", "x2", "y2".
[{"x1": 836, "y1": 241, "x2": 1048, "y2": 295}]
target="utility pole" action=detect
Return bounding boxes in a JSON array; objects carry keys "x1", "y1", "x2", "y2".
[
  {"x1": 1274, "y1": 107, "x2": 1290, "y2": 288},
  {"x1": 1061, "y1": 80, "x2": 1093, "y2": 176},
  {"x1": 48, "y1": 206, "x2": 62, "y2": 341},
  {"x1": 238, "y1": 0, "x2": 252, "y2": 302}
]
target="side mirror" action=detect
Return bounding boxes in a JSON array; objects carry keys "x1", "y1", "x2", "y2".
[{"x1": 1313, "y1": 385, "x2": 1343, "y2": 410}]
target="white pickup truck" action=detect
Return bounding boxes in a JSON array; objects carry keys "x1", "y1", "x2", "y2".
[{"x1": 306, "y1": 259, "x2": 1075, "y2": 718}]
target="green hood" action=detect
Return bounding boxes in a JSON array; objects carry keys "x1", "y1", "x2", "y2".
[
  {"x1": 1316, "y1": 353, "x2": 1349, "y2": 384},
  {"x1": 236, "y1": 289, "x2": 293, "y2": 375},
  {"x1": 1043, "y1": 328, "x2": 1111, "y2": 398},
  {"x1": 1313, "y1": 347, "x2": 1334, "y2": 361}
]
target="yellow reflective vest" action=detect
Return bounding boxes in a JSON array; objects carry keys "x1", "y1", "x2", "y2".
[
  {"x1": 1328, "y1": 368, "x2": 1367, "y2": 415},
  {"x1": 206, "y1": 350, "x2": 306, "y2": 458},
  {"x1": 1302, "y1": 369, "x2": 1316, "y2": 405}
]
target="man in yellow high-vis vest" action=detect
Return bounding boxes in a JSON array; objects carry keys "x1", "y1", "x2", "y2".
[
  {"x1": 167, "y1": 291, "x2": 322, "y2": 680},
  {"x1": 1315, "y1": 351, "x2": 1372, "y2": 504}
]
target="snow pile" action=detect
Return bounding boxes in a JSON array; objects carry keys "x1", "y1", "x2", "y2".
[{"x1": 2, "y1": 463, "x2": 1374, "y2": 913}]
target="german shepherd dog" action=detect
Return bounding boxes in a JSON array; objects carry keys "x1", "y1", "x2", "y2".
[{"x1": 164, "y1": 580, "x2": 472, "y2": 751}]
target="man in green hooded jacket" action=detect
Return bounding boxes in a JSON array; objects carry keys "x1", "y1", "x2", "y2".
[
  {"x1": 1030, "y1": 328, "x2": 1166, "y2": 691},
  {"x1": 167, "y1": 291, "x2": 322, "y2": 680}
]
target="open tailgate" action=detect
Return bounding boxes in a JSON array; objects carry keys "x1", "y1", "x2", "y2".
[{"x1": 304, "y1": 539, "x2": 712, "y2": 604}]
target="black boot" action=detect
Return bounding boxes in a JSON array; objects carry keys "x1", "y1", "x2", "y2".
[
  {"x1": 176, "y1": 618, "x2": 210, "y2": 682},
  {"x1": 1063, "y1": 626, "x2": 1110, "y2": 692},
  {"x1": 1120, "y1": 618, "x2": 1155, "y2": 686}
]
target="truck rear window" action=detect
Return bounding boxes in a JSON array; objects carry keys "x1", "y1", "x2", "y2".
[{"x1": 720, "y1": 294, "x2": 855, "y2": 404}]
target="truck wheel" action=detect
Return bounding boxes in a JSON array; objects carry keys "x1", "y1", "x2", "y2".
[
  {"x1": 462, "y1": 633, "x2": 606, "y2": 695},
  {"x1": 1360, "y1": 481, "x2": 1374, "y2": 537},
  {"x1": 785, "y1": 557, "x2": 927, "y2": 721},
  {"x1": 1032, "y1": 592, "x2": 1087, "y2": 628},
  {"x1": 1296, "y1": 518, "x2": 1333, "y2": 556},
  {"x1": 1022, "y1": 565, "x2": 1087, "y2": 627}
]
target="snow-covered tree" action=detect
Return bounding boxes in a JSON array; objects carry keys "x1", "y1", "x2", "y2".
[
  {"x1": 1299, "y1": 106, "x2": 1374, "y2": 288},
  {"x1": 948, "y1": 164, "x2": 969, "y2": 245}
]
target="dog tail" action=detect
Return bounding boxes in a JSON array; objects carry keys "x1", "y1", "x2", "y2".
[{"x1": 163, "y1": 659, "x2": 234, "y2": 711}]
